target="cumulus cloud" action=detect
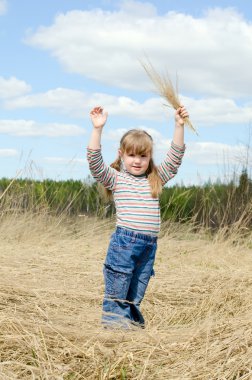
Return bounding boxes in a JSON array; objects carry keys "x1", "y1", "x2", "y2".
[
  {"x1": 155, "y1": 138, "x2": 249, "y2": 166},
  {"x1": 0, "y1": 77, "x2": 31, "y2": 99},
  {"x1": 0, "y1": 0, "x2": 7, "y2": 15},
  {"x1": 25, "y1": 3, "x2": 252, "y2": 97},
  {"x1": 4, "y1": 87, "x2": 164, "y2": 120},
  {"x1": 4, "y1": 88, "x2": 87, "y2": 117},
  {"x1": 0, "y1": 119, "x2": 85, "y2": 137},
  {"x1": 181, "y1": 96, "x2": 252, "y2": 126},
  {"x1": 185, "y1": 141, "x2": 248, "y2": 166},
  {"x1": 0, "y1": 148, "x2": 18, "y2": 157},
  {"x1": 4, "y1": 87, "x2": 252, "y2": 126}
]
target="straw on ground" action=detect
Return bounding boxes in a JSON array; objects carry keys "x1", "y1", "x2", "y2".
[{"x1": 0, "y1": 214, "x2": 251, "y2": 379}]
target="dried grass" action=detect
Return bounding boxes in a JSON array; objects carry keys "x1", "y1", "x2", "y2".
[
  {"x1": 0, "y1": 215, "x2": 252, "y2": 379},
  {"x1": 141, "y1": 59, "x2": 197, "y2": 135}
]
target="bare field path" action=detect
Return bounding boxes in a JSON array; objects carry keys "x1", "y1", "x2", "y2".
[{"x1": 0, "y1": 215, "x2": 252, "y2": 379}]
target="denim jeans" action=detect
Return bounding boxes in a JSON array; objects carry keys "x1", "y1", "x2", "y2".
[{"x1": 102, "y1": 227, "x2": 157, "y2": 329}]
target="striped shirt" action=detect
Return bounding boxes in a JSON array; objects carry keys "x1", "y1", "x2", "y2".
[{"x1": 87, "y1": 141, "x2": 185, "y2": 236}]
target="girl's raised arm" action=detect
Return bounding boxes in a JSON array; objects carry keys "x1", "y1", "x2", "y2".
[
  {"x1": 87, "y1": 106, "x2": 117, "y2": 190},
  {"x1": 88, "y1": 106, "x2": 108, "y2": 149},
  {"x1": 172, "y1": 105, "x2": 188, "y2": 147},
  {"x1": 157, "y1": 106, "x2": 188, "y2": 185}
]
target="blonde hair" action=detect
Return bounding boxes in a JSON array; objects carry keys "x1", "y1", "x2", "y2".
[{"x1": 101, "y1": 129, "x2": 162, "y2": 201}]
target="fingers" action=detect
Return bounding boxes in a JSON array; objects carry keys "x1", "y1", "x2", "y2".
[
  {"x1": 177, "y1": 105, "x2": 189, "y2": 119},
  {"x1": 90, "y1": 106, "x2": 104, "y2": 116}
]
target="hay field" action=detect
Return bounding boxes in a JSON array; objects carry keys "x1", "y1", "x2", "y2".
[{"x1": 0, "y1": 214, "x2": 252, "y2": 379}]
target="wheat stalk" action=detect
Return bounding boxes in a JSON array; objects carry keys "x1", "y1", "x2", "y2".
[
  {"x1": 0, "y1": 170, "x2": 22, "y2": 201},
  {"x1": 141, "y1": 59, "x2": 198, "y2": 135}
]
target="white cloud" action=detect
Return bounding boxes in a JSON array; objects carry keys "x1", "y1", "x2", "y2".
[
  {"x1": 186, "y1": 141, "x2": 249, "y2": 165},
  {"x1": 0, "y1": 148, "x2": 18, "y2": 157},
  {"x1": 181, "y1": 96, "x2": 252, "y2": 126},
  {"x1": 4, "y1": 88, "x2": 164, "y2": 120},
  {"x1": 0, "y1": 77, "x2": 31, "y2": 99},
  {"x1": 0, "y1": 0, "x2": 7, "y2": 15},
  {"x1": 5, "y1": 87, "x2": 252, "y2": 127},
  {"x1": 4, "y1": 88, "x2": 86, "y2": 117},
  {"x1": 0, "y1": 119, "x2": 85, "y2": 137},
  {"x1": 26, "y1": 4, "x2": 252, "y2": 98},
  {"x1": 155, "y1": 138, "x2": 250, "y2": 167}
]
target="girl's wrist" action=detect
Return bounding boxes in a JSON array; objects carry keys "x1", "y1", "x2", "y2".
[
  {"x1": 175, "y1": 122, "x2": 184, "y2": 129},
  {"x1": 88, "y1": 128, "x2": 103, "y2": 149},
  {"x1": 93, "y1": 126, "x2": 103, "y2": 132}
]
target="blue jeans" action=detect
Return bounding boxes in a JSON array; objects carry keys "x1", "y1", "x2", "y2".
[{"x1": 102, "y1": 227, "x2": 157, "y2": 328}]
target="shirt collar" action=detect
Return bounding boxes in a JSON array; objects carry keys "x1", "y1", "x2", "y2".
[{"x1": 122, "y1": 167, "x2": 147, "y2": 178}]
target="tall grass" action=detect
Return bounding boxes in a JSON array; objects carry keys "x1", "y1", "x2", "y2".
[
  {"x1": 0, "y1": 170, "x2": 251, "y2": 234},
  {"x1": 0, "y1": 177, "x2": 103, "y2": 216},
  {"x1": 161, "y1": 177, "x2": 252, "y2": 230}
]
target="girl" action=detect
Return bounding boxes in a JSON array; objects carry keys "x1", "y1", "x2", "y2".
[{"x1": 87, "y1": 105, "x2": 188, "y2": 329}]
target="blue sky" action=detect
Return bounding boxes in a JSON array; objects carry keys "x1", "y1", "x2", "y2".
[{"x1": 1, "y1": 0, "x2": 252, "y2": 185}]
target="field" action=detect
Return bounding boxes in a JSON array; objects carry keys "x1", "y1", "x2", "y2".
[{"x1": 1, "y1": 214, "x2": 252, "y2": 379}]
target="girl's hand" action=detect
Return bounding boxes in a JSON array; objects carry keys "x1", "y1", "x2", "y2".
[
  {"x1": 90, "y1": 106, "x2": 108, "y2": 129},
  {"x1": 175, "y1": 106, "x2": 189, "y2": 127}
]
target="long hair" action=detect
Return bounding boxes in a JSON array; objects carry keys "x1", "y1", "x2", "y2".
[{"x1": 101, "y1": 129, "x2": 162, "y2": 201}]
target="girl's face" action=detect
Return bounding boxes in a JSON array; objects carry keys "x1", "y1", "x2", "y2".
[{"x1": 119, "y1": 150, "x2": 151, "y2": 176}]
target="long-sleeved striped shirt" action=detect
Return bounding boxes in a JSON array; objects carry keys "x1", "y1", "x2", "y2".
[{"x1": 87, "y1": 141, "x2": 185, "y2": 235}]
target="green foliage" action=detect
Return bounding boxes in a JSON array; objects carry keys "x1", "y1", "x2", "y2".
[
  {"x1": 0, "y1": 171, "x2": 252, "y2": 231},
  {"x1": 160, "y1": 176, "x2": 252, "y2": 231},
  {"x1": 0, "y1": 178, "x2": 103, "y2": 216}
]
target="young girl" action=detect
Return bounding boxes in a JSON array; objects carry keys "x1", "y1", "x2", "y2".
[{"x1": 87, "y1": 105, "x2": 188, "y2": 329}]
